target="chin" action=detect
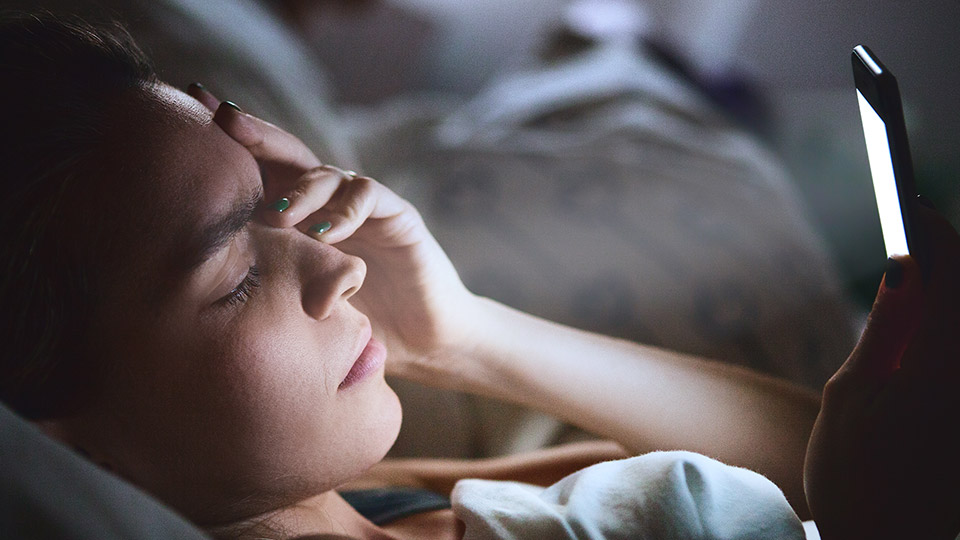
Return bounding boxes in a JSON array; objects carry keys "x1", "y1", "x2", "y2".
[
  {"x1": 347, "y1": 374, "x2": 404, "y2": 469},
  {"x1": 373, "y1": 377, "x2": 403, "y2": 460},
  {"x1": 289, "y1": 377, "x2": 403, "y2": 498}
]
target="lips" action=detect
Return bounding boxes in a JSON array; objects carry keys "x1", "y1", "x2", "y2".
[{"x1": 339, "y1": 331, "x2": 386, "y2": 391}]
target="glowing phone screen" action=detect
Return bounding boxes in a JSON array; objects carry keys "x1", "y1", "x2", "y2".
[{"x1": 857, "y1": 89, "x2": 910, "y2": 257}]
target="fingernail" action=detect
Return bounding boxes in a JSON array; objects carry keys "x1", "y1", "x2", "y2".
[
  {"x1": 344, "y1": 170, "x2": 358, "y2": 178},
  {"x1": 188, "y1": 82, "x2": 204, "y2": 91},
  {"x1": 222, "y1": 100, "x2": 242, "y2": 112},
  {"x1": 917, "y1": 194, "x2": 937, "y2": 210},
  {"x1": 308, "y1": 222, "x2": 332, "y2": 237},
  {"x1": 269, "y1": 197, "x2": 290, "y2": 212},
  {"x1": 884, "y1": 257, "x2": 904, "y2": 289}
]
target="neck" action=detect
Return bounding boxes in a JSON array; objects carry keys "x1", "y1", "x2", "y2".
[{"x1": 207, "y1": 490, "x2": 394, "y2": 540}]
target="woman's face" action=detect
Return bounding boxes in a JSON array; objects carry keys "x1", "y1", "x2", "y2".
[{"x1": 65, "y1": 85, "x2": 401, "y2": 523}]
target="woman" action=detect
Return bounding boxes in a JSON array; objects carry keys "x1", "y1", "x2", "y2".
[{"x1": 1, "y1": 13, "x2": 958, "y2": 540}]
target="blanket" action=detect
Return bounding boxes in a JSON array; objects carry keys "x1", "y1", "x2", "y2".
[{"x1": 452, "y1": 451, "x2": 806, "y2": 540}]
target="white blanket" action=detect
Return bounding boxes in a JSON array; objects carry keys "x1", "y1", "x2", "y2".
[{"x1": 452, "y1": 451, "x2": 805, "y2": 540}]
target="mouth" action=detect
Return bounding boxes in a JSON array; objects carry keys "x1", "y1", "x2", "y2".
[{"x1": 339, "y1": 326, "x2": 386, "y2": 391}]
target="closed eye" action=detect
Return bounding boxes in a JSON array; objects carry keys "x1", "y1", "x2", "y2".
[{"x1": 217, "y1": 265, "x2": 261, "y2": 307}]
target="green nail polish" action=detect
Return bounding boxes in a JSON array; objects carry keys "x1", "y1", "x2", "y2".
[
  {"x1": 309, "y1": 222, "x2": 332, "y2": 237},
  {"x1": 223, "y1": 100, "x2": 242, "y2": 112},
  {"x1": 270, "y1": 197, "x2": 290, "y2": 212}
]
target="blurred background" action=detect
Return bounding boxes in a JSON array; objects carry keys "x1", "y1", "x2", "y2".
[{"x1": 279, "y1": 0, "x2": 960, "y2": 305}]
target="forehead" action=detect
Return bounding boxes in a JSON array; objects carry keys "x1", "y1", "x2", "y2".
[
  {"x1": 109, "y1": 85, "x2": 254, "y2": 212},
  {"x1": 96, "y1": 85, "x2": 260, "y2": 292}
]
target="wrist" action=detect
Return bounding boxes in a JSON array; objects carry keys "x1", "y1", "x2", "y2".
[
  {"x1": 386, "y1": 294, "x2": 504, "y2": 393},
  {"x1": 434, "y1": 297, "x2": 556, "y2": 402}
]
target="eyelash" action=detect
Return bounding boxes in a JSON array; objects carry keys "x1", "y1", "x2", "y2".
[{"x1": 219, "y1": 265, "x2": 261, "y2": 307}]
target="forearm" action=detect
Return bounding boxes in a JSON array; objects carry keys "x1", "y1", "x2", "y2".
[{"x1": 406, "y1": 296, "x2": 819, "y2": 517}]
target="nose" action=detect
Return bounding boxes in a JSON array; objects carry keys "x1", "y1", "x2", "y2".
[{"x1": 301, "y1": 245, "x2": 366, "y2": 320}]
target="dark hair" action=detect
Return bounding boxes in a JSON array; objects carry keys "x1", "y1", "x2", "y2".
[{"x1": 0, "y1": 12, "x2": 157, "y2": 419}]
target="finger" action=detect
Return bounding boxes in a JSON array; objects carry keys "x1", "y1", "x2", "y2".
[
  {"x1": 909, "y1": 202, "x2": 960, "y2": 376},
  {"x1": 212, "y1": 101, "x2": 322, "y2": 171},
  {"x1": 185, "y1": 82, "x2": 220, "y2": 111},
  {"x1": 842, "y1": 255, "x2": 924, "y2": 380},
  {"x1": 262, "y1": 166, "x2": 353, "y2": 228},
  {"x1": 304, "y1": 176, "x2": 410, "y2": 245},
  {"x1": 914, "y1": 201, "x2": 960, "y2": 284}
]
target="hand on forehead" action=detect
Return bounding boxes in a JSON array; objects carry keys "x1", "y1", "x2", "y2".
[{"x1": 187, "y1": 83, "x2": 323, "y2": 181}]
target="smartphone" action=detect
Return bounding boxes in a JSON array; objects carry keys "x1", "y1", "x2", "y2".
[{"x1": 852, "y1": 45, "x2": 923, "y2": 266}]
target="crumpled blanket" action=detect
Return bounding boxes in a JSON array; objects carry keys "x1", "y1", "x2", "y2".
[{"x1": 452, "y1": 451, "x2": 806, "y2": 540}]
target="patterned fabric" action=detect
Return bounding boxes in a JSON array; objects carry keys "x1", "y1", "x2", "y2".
[{"x1": 353, "y1": 43, "x2": 857, "y2": 458}]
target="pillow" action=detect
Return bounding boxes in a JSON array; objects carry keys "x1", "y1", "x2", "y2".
[{"x1": 0, "y1": 402, "x2": 209, "y2": 539}]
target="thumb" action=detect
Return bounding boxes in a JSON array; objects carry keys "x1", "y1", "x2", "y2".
[{"x1": 843, "y1": 256, "x2": 924, "y2": 379}]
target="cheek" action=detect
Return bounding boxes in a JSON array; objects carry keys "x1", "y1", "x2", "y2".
[
  {"x1": 102, "y1": 299, "x2": 401, "y2": 513},
  {"x1": 176, "y1": 312, "x2": 400, "y2": 497},
  {"x1": 191, "y1": 318, "x2": 340, "y2": 467}
]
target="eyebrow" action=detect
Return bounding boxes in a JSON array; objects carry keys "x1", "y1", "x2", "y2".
[{"x1": 182, "y1": 184, "x2": 264, "y2": 272}]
